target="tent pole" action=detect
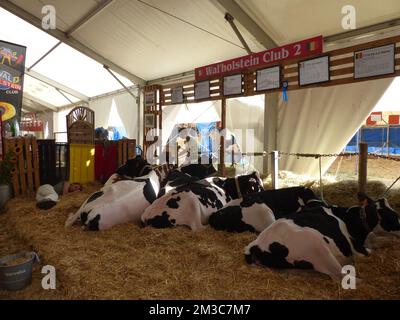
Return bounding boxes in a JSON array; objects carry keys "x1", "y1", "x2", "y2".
[
  {"x1": 224, "y1": 13, "x2": 252, "y2": 54},
  {"x1": 104, "y1": 66, "x2": 137, "y2": 100},
  {"x1": 271, "y1": 151, "x2": 279, "y2": 190},
  {"x1": 27, "y1": 41, "x2": 61, "y2": 71},
  {"x1": 55, "y1": 88, "x2": 74, "y2": 104},
  {"x1": 219, "y1": 98, "x2": 226, "y2": 177}
]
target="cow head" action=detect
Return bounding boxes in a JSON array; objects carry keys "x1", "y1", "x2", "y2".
[
  {"x1": 116, "y1": 155, "x2": 151, "y2": 178},
  {"x1": 358, "y1": 193, "x2": 400, "y2": 237},
  {"x1": 221, "y1": 171, "x2": 264, "y2": 200}
]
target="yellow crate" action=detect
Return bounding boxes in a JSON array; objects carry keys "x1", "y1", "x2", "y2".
[{"x1": 69, "y1": 144, "x2": 95, "y2": 184}]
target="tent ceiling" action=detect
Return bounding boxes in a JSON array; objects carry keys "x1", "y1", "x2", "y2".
[
  {"x1": 6, "y1": 0, "x2": 265, "y2": 81},
  {"x1": 24, "y1": 74, "x2": 80, "y2": 107},
  {"x1": 3, "y1": 0, "x2": 400, "y2": 84},
  {"x1": 237, "y1": 0, "x2": 400, "y2": 44}
]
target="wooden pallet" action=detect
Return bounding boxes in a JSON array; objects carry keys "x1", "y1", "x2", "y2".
[
  {"x1": 5, "y1": 137, "x2": 40, "y2": 198},
  {"x1": 117, "y1": 139, "x2": 136, "y2": 167}
]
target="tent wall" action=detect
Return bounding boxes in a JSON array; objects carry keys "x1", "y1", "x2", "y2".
[
  {"x1": 89, "y1": 90, "x2": 139, "y2": 141},
  {"x1": 226, "y1": 96, "x2": 265, "y2": 173},
  {"x1": 53, "y1": 107, "x2": 72, "y2": 142},
  {"x1": 275, "y1": 78, "x2": 394, "y2": 177},
  {"x1": 53, "y1": 90, "x2": 139, "y2": 142},
  {"x1": 40, "y1": 111, "x2": 54, "y2": 139}
]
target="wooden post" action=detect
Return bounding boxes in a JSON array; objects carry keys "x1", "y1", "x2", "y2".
[
  {"x1": 358, "y1": 142, "x2": 368, "y2": 193},
  {"x1": 271, "y1": 151, "x2": 279, "y2": 189},
  {"x1": 219, "y1": 98, "x2": 226, "y2": 177}
]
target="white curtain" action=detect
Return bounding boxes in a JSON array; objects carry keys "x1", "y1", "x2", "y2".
[
  {"x1": 277, "y1": 78, "x2": 394, "y2": 177},
  {"x1": 53, "y1": 107, "x2": 72, "y2": 142},
  {"x1": 226, "y1": 95, "x2": 265, "y2": 172},
  {"x1": 89, "y1": 90, "x2": 139, "y2": 140}
]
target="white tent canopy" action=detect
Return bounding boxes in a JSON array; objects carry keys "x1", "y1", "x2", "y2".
[
  {"x1": 0, "y1": 7, "x2": 134, "y2": 111},
  {"x1": 373, "y1": 78, "x2": 400, "y2": 111},
  {"x1": 3, "y1": 0, "x2": 400, "y2": 82},
  {"x1": 1, "y1": 0, "x2": 400, "y2": 175}
]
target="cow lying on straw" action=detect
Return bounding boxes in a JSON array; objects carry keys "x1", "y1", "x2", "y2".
[
  {"x1": 65, "y1": 155, "x2": 261, "y2": 231},
  {"x1": 65, "y1": 162, "x2": 174, "y2": 230},
  {"x1": 244, "y1": 193, "x2": 400, "y2": 281},
  {"x1": 209, "y1": 187, "x2": 326, "y2": 233},
  {"x1": 141, "y1": 171, "x2": 264, "y2": 231}
]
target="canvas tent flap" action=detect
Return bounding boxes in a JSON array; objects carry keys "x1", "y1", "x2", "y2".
[{"x1": 277, "y1": 78, "x2": 394, "y2": 177}]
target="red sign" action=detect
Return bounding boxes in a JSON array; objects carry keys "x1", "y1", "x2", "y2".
[
  {"x1": 20, "y1": 113, "x2": 44, "y2": 132},
  {"x1": 389, "y1": 115, "x2": 400, "y2": 125},
  {"x1": 195, "y1": 36, "x2": 323, "y2": 81},
  {"x1": 366, "y1": 112, "x2": 383, "y2": 125}
]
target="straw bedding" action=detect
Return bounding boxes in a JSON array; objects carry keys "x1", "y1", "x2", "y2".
[{"x1": 1, "y1": 180, "x2": 400, "y2": 300}]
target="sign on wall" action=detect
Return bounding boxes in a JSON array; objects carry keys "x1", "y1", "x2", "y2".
[
  {"x1": 144, "y1": 113, "x2": 155, "y2": 128},
  {"x1": 223, "y1": 74, "x2": 242, "y2": 96},
  {"x1": 171, "y1": 86, "x2": 184, "y2": 104},
  {"x1": 354, "y1": 44, "x2": 395, "y2": 79},
  {"x1": 256, "y1": 66, "x2": 281, "y2": 91},
  {"x1": 194, "y1": 80, "x2": 210, "y2": 100},
  {"x1": 299, "y1": 55, "x2": 330, "y2": 86},
  {"x1": 195, "y1": 36, "x2": 323, "y2": 81},
  {"x1": 0, "y1": 40, "x2": 26, "y2": 127},
  {"x1": 144, "y1": 91, "x2": 156, "y2": 107}
]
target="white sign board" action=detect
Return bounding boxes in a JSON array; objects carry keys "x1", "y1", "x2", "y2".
[
  {"x1": 194, "y1": 81, "x2": 210, "y2": 100},
  {"x1": 299, "y1": 56, "x2": 330, "y2": 86},
  {"x1": 223, "y1": 74, "x2": 242, "y2": 96},
  {"x1": 354, "y1": 44, "x2": 395, "y2": 79},
  {"x1": 144, "y1": 91, "x2": 156, "y2": 107},
  {"x1": 144, "y1": 113, "x2": 155, "y2": 128},
  {"x1": 256, "y1": 66, "x2": 280, "y2": 91},
  {"x1": 171, "y1": 86, "x2": 184, "y2": 104}
]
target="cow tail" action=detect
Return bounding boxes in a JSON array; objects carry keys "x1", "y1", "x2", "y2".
[
  {"x1": 244, "y1": 243, "x2": 255, "y2": 264},
  {"x1": 65, "y1": 204, "x2": 86, "y2": 228},
  {"x1": 65, "y1": 212, "x2": 79, "y2": 227}
]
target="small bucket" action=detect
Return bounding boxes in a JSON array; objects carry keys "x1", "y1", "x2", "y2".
[{"x1": 0, "y1": 251, "x2": 40, "y2": 291}]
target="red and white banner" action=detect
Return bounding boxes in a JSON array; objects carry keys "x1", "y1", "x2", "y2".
[
  {"x1": 195, "y1": 36, "x2": 323, "y2": 81},
  {"x1": 366, "y1": 112, "x2": 383, "y2": 125}
]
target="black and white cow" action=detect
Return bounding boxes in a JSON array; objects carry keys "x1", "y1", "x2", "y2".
[
  {"x1": 141, "y1": 172, "x2": 264, "y2": 230},
  {"x1": 64, "y1": 163, "x2": 174, "y2": 231},
  {"x1": 209, "y1": 187, "x2": 325, "y2": 233},
  {"x1": 244, "y1": 194, "x2": 400, "y2": 281},
  {"x1": 104, "y1": 155, "x2": 217, "y2": 190}
]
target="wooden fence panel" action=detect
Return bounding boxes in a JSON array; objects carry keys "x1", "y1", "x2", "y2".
[{"x1": 5, "y1": 137, "x2": 40, "y2": 198}]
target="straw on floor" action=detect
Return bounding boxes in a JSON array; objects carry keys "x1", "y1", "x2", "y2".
[{"x1": 1, "y1": 180, "x2": 399, "y2": 300}]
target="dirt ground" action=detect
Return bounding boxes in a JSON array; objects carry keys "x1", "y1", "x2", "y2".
[
  {"x1": 0, "y1": 178, "x2": 399, "y2": 300},
  {"x1": 327, "y1": 156, "x2": 400, "y2": 184}
]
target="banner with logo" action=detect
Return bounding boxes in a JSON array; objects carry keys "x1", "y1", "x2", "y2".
[
  {"x1": 0, "y1": 40, "x2": 26, "y2": 128},
  {"x1": 195, "y1": 36, "x2": 323, "y2": 81}
]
